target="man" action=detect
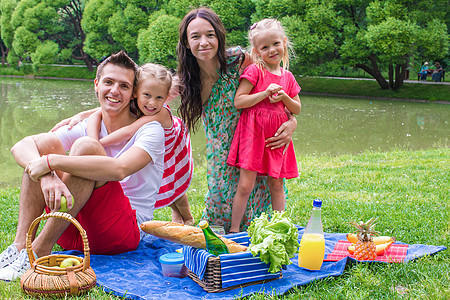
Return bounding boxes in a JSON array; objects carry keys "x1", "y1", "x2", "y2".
[
  {"x1": 0, "y1": 51, "x2": 165, "y2": 281},
  {"x1": 432, "y1": 62, "x2": 443, "y2": 82}
]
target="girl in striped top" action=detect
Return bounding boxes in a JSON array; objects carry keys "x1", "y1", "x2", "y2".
[{"x1": 87, "y1": 63, "x2": 194, "y2": 225}]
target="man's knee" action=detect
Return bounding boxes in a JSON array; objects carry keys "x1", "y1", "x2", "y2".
[
  {"x1": 70, "y1": 136, "x2": 105, "y2": 156},
  {"x1": 30, "y1": 133, "x2": 65, "y2": 155}
]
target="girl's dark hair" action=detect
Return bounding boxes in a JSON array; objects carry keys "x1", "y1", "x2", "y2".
[{"x1": 177, "y1": 7, "x2": 227, "y2": 133}]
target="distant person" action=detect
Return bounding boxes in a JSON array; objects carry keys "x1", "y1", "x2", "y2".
[
  {"x1": 226, "y1": 19, "x2": 301, "y2": 233},
  {"x1": 432, "y1": 62, "x2": 443, "y2": 82},
  {"x1": 419, "y1": 62, "x2": 429, "y2": 81},
  {"x1": 87, "y1": 63, "x2": 194, "y2": 225}
]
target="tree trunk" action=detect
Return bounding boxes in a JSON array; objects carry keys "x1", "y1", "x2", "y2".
[
  {"x1": 393, "y1": 59, "x2": 408, "y2": 90},
  {"x1": 83, "y1": 55, "x2": 94, "y2": 72},
  {"x1": 72, "y1": 49, "x2": 94, "y2": 72},
  {"x1": 392, "y1": 64, "x2": 402, "y2": 90},
  {"x1": 356, "y1": 63, "x2": 390, "y2": 89},
  {"x1": 0, "y1": 44, "x2": 8, "y2": 66},
  {"x1": 356, "y1": 57, "x2": 390, "y2": 89},
  {"x1": 388, "y1": 64, "x2": 394, "y2": 89}
]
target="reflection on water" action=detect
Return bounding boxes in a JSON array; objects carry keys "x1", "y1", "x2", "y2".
[{"x1": 0, "y1": 77, "x2": 448, "y2": 187}]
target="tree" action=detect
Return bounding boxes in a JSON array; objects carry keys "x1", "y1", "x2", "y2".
[
  {"x1": 337, "y1": 0, "x2": 448, "y2": 89},
  {"x1": 209, "y1": 0, "x2": 254, "y2": 47},
  {"x1": 0, "y1": 0, "x2": 17, "y2": 65},
  {"x1": 4, "y1": 0, "x2": 96, "y2": 71},
  {"x1": 82, "y1": 0, "x2": 166, "y2": 61},
  {"x1": 137, "y1": 11, "x2": 180, "y2": 68},
  {"x1": 81, "y1": 0, "x2": 118, "y2": 61},
  {"x1": 108, "y1": 3, "x2": 149, "y2": 56}
]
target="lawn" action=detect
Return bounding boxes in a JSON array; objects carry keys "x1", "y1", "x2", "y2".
[{"x1": 0, "y1": 147, "x2": 448, "y2": 299}]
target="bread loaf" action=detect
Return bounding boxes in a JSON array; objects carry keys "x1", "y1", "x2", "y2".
[{"x1": 140, "y1": 221, "x2": 247, "y2": 253}]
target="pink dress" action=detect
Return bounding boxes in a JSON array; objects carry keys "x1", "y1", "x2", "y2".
[
  {"x1": 155, "y1": 105, "x2": 193, "y2": 208},
  {"x1": 226, "y1": 64, "x2": 300, "y2": 179}
]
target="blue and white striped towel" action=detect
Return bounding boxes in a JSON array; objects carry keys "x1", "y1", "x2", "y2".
[
  {"x1": 219, "y1": 251, "x2": 281, "y2": 288},
  {"x1": 183, "y1": 246, "x2": 213, "y2": 280},
  {"x1": 183, "y1": 232, "x2": 280, "y2": 287}
]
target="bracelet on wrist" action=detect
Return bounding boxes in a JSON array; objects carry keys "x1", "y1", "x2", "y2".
[{"x1": 46, "y1": 154, "x2": 54, "y2": 172}]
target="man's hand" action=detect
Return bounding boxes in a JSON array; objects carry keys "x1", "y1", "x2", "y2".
[
  {"x1": 25, "y1": 156, "x2": 51, "y2": 182},
  {"x1": 39, "y1": 172, "x2": 73, "y2": 211},
  {"x1": 265, "y1": 116, "x2": 297, "y2": 154}
]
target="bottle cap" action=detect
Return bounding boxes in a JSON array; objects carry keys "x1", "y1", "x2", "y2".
[
  {"x1": 198, "y1": 220, "x2": 208, "y2": 229},
  {"x1": 313, "y1": 199, "x2": 322, "y2": 207},
  {"x1": 159, "y1": 252, "x2": 184, "y2": 265}
]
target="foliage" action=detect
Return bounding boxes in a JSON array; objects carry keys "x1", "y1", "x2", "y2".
[
  {"x1": 108, "y1": 2, "x2": 154, "y2": 57},
  {"x1": 3, "y1": 0, "x2": 96, "y2": 70},
  {"x1": 30, "y1": 40, "x2": 59, "y2": 70},
  {"x1": 209, "y1": 0, "x2": 254, "y2": 47},
  {"x1": 0, "y1": 0, "x2": 448, "y2": 90},
  {"x1": 137, "y1": 11, "x2": 180, "y2": 68},
  {"x1": 81, "y1": 0, "x2": 118, "y2": 60},
  {"x1": 336, "y1": 0, "x2": 448, "y2": 89}
]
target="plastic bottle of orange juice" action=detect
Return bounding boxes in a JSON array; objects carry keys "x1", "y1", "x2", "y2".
[{"x1": 298, "y1": 199, "x2": 325, "y2": 270}]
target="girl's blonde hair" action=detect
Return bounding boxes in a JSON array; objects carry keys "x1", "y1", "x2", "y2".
[
  {"x1": 136, "y1": 63, "x2": 172, "y2": 91},
  {"x1": 248, "y1": 18, "x2": 292, "y2": 70},
  {"x1": 131, "y1": 63, "x2": 173, "y2": 117}
]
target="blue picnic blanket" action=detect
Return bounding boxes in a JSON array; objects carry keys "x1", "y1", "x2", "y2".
[{"x1": 59, "y1": 226, "x2": 446, "y2": 300}]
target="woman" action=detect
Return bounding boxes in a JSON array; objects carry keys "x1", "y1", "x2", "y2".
[
  {"x1": 177, "y1": 7, "x2": 297, "y2": 232},
  {"x1": 54, "y1": 7, "x2": 298, "y2": 232}
]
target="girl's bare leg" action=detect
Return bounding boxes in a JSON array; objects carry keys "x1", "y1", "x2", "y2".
[
  {"x1": 230, "y1": 169, "x2": 257, "y2": 232},
  {"x1": 267, "y1": 177, "x2": 285, "y2": 211},
  {"x1": 169, "y1": 203, "x2": 184, "y2": 224},
  {"x1": 173, "y1": 193, "x2": 195, "y2": 225}
]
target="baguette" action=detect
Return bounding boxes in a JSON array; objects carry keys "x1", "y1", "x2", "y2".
[{"x1": 140, "y1": 221, "x2": 247, "y2": 253}]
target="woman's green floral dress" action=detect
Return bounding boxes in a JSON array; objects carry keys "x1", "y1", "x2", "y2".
[{"x1": 201, "y1": 55, "x2": 272, "y2": 232}]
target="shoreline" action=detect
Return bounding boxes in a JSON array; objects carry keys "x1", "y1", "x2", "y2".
[
  {"x1": 1, "y1": 74, "x2": 449, "y2": 104},
  {"x1": 301, "y1": 91, "x2": 450, "y2": 104}
]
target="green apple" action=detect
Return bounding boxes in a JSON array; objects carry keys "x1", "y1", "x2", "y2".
[
  {"x1": 59, "y1": 195, "x2": 74, "y2": 212},
  {"x1": 60, "y1": 257, "x2": 81, "y2": 268}
]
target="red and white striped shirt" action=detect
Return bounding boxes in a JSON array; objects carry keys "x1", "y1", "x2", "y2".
[{"x1": 155, "y1": 106, "x2": 193, "y2": 208}]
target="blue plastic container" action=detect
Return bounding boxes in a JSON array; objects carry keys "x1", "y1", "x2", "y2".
[{"x1": 159, "y1": 253, "x2": 188, "y2": 278}]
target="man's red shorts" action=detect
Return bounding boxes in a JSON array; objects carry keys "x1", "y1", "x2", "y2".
[{"x1": 54, "y1": 181, "x2": 140, "y2": 255}]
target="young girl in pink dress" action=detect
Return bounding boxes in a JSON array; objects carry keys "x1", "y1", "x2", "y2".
[{"x1": 226, "y1": 19, "x2": 301, "y2": 232}]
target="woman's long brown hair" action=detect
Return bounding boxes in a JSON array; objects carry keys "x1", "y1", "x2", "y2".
[{"x1": 176, "y1": 7, "x2": 228, "y2": 133}]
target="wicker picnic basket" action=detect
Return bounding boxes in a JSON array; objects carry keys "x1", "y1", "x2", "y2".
[
  {"x1": 20, "y1": 212, "x2": 97, "y2": 297},
  {"x1": 188, "y1": 255, "x2": 282, "y2": 293}
]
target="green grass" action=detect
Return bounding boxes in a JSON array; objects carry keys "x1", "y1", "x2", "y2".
[
  {"x1": 0, "y1": 147, "x2": 448, "y2": 299},
  {"x1": 298, "y1": 77, "x2": 450, "y2": 102}
]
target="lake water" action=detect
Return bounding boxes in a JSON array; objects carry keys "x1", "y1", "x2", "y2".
[{"x1": 0, "y1": 77, "x2": 448, "y2": 187}]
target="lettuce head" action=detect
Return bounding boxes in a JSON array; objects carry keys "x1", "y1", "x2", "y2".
[{"x1": 248, "y1": 211, "x2": 299, "y2": 273}]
